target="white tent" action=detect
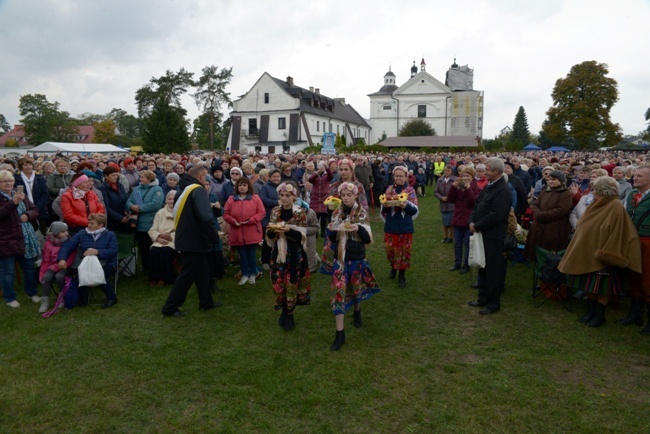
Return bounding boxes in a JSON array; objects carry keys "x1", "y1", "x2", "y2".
[{"x1": 29, "y1": 142, "x2": 129, "y2": 154}]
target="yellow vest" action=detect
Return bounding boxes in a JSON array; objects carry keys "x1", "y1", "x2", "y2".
[{"x1": 434, "y1": 162, "x2": 445, "y2": 176}]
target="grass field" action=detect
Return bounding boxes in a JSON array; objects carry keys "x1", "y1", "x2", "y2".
[{"x1": 1, "y1": 194, "x2": 649, "y2": 433}]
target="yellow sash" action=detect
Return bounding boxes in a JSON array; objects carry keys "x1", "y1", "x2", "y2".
[{"x1": 173, "y1": 184, "x2": 202, "y2": 230}]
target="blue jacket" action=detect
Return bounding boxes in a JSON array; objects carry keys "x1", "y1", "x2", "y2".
[
  {"x1": 218, "y1": 180, "x2": 235, "y2": 207},
  {"x1": 258, "y1": 180, "x2": 279, "y2": 228},
  {"x1": 125, "y1": 183, "x2": 164, "y2": 232},
  {"x1": 381, "y1": 185, "x2": 419, "y2": 234},
  {"x1": 58, "y1": 228, "x2": 118, "y2": 268},
  {"x1": 97, "y1": 181, "x2": 128, "y2": 231}
]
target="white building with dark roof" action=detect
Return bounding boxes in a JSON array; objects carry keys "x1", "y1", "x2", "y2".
[
  {"x1": 227, "y1": 73, "x2": 370, "y2": 154},
  {"x1": 368, "y1": 59, "x2": 484, "y2": 145}
]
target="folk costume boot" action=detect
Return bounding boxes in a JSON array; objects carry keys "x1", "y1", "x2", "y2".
[
  {"x1": 587, "y1": 302, "x2": 607, "y2": 328},
  {"x1": 278, "y1": 308, "x2": 288, "y2": 327},
  {"x1": 330, "y1": 330, "x2": 346, "y2": 351},
  {"x1": 353, "y1": 310, "x2": 363, "y2": 328},
  {"x1": 578, "y1": 299, "x2": 595, "y2": 324},
  {"x1": 389, "y1": 268, "x2": 396, "y2": 279},
  {"x1": 398, "y1": 270, "x2": 406, "y2": 288},
  {"x1": 284, "y1": 311, "x2": 295, "y2": 332},
  {"x1": 641, "y1": 305, "x2": 650, "y2": 336},
  {"x1": 616, "y1": 297, "x2": 644, "y2": 326}
]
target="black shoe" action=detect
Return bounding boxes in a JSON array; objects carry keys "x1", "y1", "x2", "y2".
[
  {"x1": 101, "y1": 298, "x2": 118, "y2": 309},
  {"x1": 578, "y1": 299, "x2": 595, "y2": 324},
  {"x1": 389, "y1": 268, "x2": 396, "y2": 279},
  {"x1": 284, "y1": 314, "x2": 295, "y2": 332},
  {"x1": 353, "y1": 310, "x2": 362, "y2": 328},
  {"x1": 467, "y1": 300, "x2": 486, "y2": 307},
  {"x1": 469, "y1": 283, "x2": 483, "y2": 289},
  {"x1": 446, "y1": 238, "x2": 454, "y2": 244},
  {"x1": 616, "y1": 298, "x2": 644, "y2": 326},
  {"x1": 398, "y1": 276, "x2": 406, "y2": 288},
  {"x1": 449, "y1": 264, "x2": 461, "y2": 271},
  {"x1": 164, "y1": 310, "x2": 187, "y2": 317},
  {"x1": 459, "y1": 266, "x2": 470, "y2": 274},
  {"x1": 587, "y1": 302, "x2": 606, "y2": 327},
  {"x1": 199, "y1": 301, "x2": 223, "y2": 311},
  {"x1": 479, "y1": 307, "x2": 500, "y2": 315},
  {"x1": 330, "y1": 330, "x2": 346, "y2": 351},
  {"x1": 441, "y1": 238, "x2": 448, "y2": 243},
  {"x1": 278, "y1": 308, "x2": 287, "y2": 327}
]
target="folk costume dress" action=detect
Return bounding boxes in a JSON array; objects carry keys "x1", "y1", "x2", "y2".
[
  {"x1": 320, "y1": 179, "x2": 368, "y2": 275},
  {"x1": 381, "y1": 183, "x2": 419, "y2": 271},
  {"x1": 266, "y1": 204, "x2": 311, "y2": 311},
  {"x1": 329, "y1": 202, "x2": 380, "y2": 315}
]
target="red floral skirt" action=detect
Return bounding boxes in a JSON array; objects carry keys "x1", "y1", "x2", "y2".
[{"x1": 384, "y1": 233, "x2": 413, "y2": 270}]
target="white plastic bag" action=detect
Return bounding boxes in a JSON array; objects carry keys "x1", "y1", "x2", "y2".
[
  {"x1": 468, "y1": 232, "x2": 486, "y2": 269},
  {"x1": 78, "y1": 255, "x2": 106, "y2": 287}
]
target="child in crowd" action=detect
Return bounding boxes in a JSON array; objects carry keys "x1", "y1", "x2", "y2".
[{"x1": 39, "y1": 221, "x2": 74, "y2": 313}]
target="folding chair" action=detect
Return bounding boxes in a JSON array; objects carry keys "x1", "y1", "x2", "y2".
[
  {"x1": 510, "y1": 243, "x2": 530, "y2": 268},
  {"x1": 532, "y1": 246, "x2": 571, "y2": 311},
  {"x1": 116, "y1": 232, "x2": 138, "y2": 282}
]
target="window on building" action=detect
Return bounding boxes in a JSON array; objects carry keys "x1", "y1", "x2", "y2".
[
  {"x1": 418, "y1": 105, "x2": 427, "y2": 118},
  {"x1": 317, "y1": 121, "x2": 320, "y2": 132},
  {"x1": 323, "y1": 122, "x2": 326, "y2": 132},
  {"x1": 337, "y1": 125, "x2": 340, "y2": 134},
  {"x1": 248, "y1": 118, "x2": 258, "y2": 135},
  {"x1": 278, "y1": 117, "x2": 286, "y2": 129},
  {"x1": 382, "y1": 105, "x2": 392, "y2": 110},
  {"x1": 264, "y1": 93, "x2": 269, "y2": 104}
]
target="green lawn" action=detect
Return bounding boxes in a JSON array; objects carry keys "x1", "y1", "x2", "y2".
[{"x1": 1, "y1": 194, "x2": 649, "y2": 433}]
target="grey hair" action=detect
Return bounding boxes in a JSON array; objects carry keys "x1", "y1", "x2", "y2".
[
  {"x1": 0, "y1": 169, "x2": 14, "y2": 182},
  {"x1": 485, "y1": 158, "x2": 504, "y2": 174},
  {"x1": 592, "y1": 176, "x2": 619, "y2": 198}
]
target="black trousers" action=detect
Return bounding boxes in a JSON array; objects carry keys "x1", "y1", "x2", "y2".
[
  {"x1": 161, "y1": 252, "x2": 215, "y2": 315},
  {"x1": 477, "y1": 237, "x2": 506, "y2": 311},
  {"x1": 135, "y1": 231, "x2": 152, "y2": 271}
]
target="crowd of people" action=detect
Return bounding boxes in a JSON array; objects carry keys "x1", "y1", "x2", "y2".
[{"x1": 0, "y1": 148, "x2": 649, "y2": 348}]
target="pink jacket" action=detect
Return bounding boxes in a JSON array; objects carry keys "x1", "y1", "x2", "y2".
[
  {"x1": 39, "y1": 236, "x2": 75, "y2": 282},
  {"x1": 223, "y1": 194, "x2": 265, "y2": 246}
]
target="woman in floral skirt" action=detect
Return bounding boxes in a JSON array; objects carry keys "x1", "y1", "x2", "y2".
[
  {"x1": 328, "y1": 182, "x2": 380, "y2": 351},
  {"x1": 381, "y1": 165, "x2": 419, "y2": 288},
  {"x1": 266, "y1": 182, "x2": 311, "y2": 331}
]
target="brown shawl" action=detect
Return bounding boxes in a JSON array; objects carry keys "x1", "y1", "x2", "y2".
[{"x1": 558, "y1": 196, "x2": 642, "y2": 275}]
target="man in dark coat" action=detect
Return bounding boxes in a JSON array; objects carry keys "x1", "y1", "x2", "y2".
[
  {"x1": 161, "y1": 165, "x2": 221, "y2": 317},
  {"x1": 468, "y1": 158, "x2": 511, "y2": 315}
]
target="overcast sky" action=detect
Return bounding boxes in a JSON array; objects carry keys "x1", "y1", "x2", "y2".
[{"x1": 1, "y1": 0, "x2": 648, "y2": 140}]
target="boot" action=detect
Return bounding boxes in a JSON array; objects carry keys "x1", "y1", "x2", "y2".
[
  {"x1": 38, "y1": 296, "x2": 50, "y2": 314},
  {"x1": 587, "y1": 302, "x2": 606, "y2": 327},
  {"x1": 398, "y1": 270, "x2": 406, "y2": 288},
  {"x1": 641, "y1": 305, "x2": 650, "y2": 336},
  {"x1": 389, "y1": 268, "x2": 396, "y2": 279},
  {"x1": 616, "y1": 297, "x2": 644, "y2": 326},
  {"x1": 578, "y1": 299, "x2": 595, "y2": 324},
  {"x1": 278, "y1": 308, "x2": 287, "y2": 327},
  {"x1": 330, "y1": 330, "x2": 346, "y2": 351},
  {"x1": 284, "y1": 312, "x2": 295, "y2": 332},
  {"x1": 353, "y1": 310, "x2": 362, "y2": 328}
]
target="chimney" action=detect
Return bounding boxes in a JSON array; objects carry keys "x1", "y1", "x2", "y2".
[
  {"x1": 315, "y1": 88, "x2": 320, "y2": 95},
  {"x1": 335, "y1": 97, "x2": 346, "y2": 105},
  {"x1": 286, "y1": 76, "x2": 294, "y2": 87},
  {"x1": 309, "y1": 86, "x2": 314, "y2": 92}
]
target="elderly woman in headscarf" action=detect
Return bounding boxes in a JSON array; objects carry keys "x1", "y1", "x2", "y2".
[
  {"x1": 558, "y1": 176, "x2": 642, "y2": 327},
  {"x1": 381, "y1": 165, "x2": 419, "y2": 288},
  {"x1": 327, "y1": 181, "x2": 380, "y2": 351},
  {"x1": 523, "y1": 170, "x2": 573, "y2": 262},
  {"x1": 60, "y1": 173, "x2": 106, "y2": 237},
  {"x1": 0, "y1": 169, "x2": 41, "y2": 308},
  {"x1": 266, "y1": 182, "x2": 311, "y2": 332}
]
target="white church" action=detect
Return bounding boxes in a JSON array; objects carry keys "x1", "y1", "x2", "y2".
[{"x1": 367, "y1": 59, "x2": 484, "y2": 145}]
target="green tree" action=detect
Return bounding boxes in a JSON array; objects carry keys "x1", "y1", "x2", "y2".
[
  {"x1": 135, "y1": 68, "x2": 194, "y2": 118},
  {"x1": 93, "y1": 119, "x2": 117, "y2": 144},
  {"x1": 398, "y1": 119, "x2": 436, "y2": 136},
  {"x1": 19, "y1": 94, "x2": 78, "y2": 145},
  {"x1": 511, "y1": 106, "x2": 530, "y2": 145},
  {"x1": 0, "y1": 114, "x2": 10, "y2": 133},
  {"x1": 542, "y1": 60, "x2": 621, "y2": 150},
  {"x1": 193, "y1": 65, "x2": 233, "y2": 149},
  {"x1": 142, "y1": 97, "x2": 190, "y2": 154},
  {"x1": 644, "y1": 107, "x2": 650, "y2": 137},
  {"x1": 107, "y1": 108, "x2": 143, "y2": 138}
]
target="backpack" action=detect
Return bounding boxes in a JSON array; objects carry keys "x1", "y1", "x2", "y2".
[{"x1": 540, "y1": 251, "x2": 566, "y2": 284}]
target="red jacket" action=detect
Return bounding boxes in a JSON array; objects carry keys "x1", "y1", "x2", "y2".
[
  {"x1": 61, "y1": 189, "x2": 106, "y2": 228},
  {"x1": 308, "y1": 169, "x2": 333, "y2": 213},
  {"x1": 446, "y1": 181, "x2": 480, "y2": 227},
  {"x1": 223, "y1": 194, "x2": 265, "y2": 246}
]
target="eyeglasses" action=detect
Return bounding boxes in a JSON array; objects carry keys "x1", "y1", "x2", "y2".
[{"x1": 0, "y1": 180, "x2": 14, "y2": 183}]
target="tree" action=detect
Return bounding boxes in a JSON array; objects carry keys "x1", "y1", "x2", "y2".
[
  {"x1": 107, "y1": 108, "x2": 143, "y2": 138},
  {"x1": 93, "y1": 119, "x2": 117, "y2": 144},
  {"x1": 511, "y1": 106, "x2": 530, "y2": 145},
  {"x1": 19, "y1": 94, "x2": 78, "y2": 145},
  {"x1": 0, "y1": 114, "x2": 10, "y2": 133},
  {"x1": 193, "y1": 65, "x2": 233, "y2": 149},
  {"x1": 645, "y1": 107, "x2": 650, "y2": 137},
  {"x1": 135, "y1": 68, "x2": 194, "y2": 118},
  {"x1": 542, "y1": 60, "x2": 621, "y2": 150},
  {"x1": 142, "y1": 97, "x2": 190, "y2": 154},
  {"x1": 398, "y1": 119, "x2": 436, "y2": 136}
]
